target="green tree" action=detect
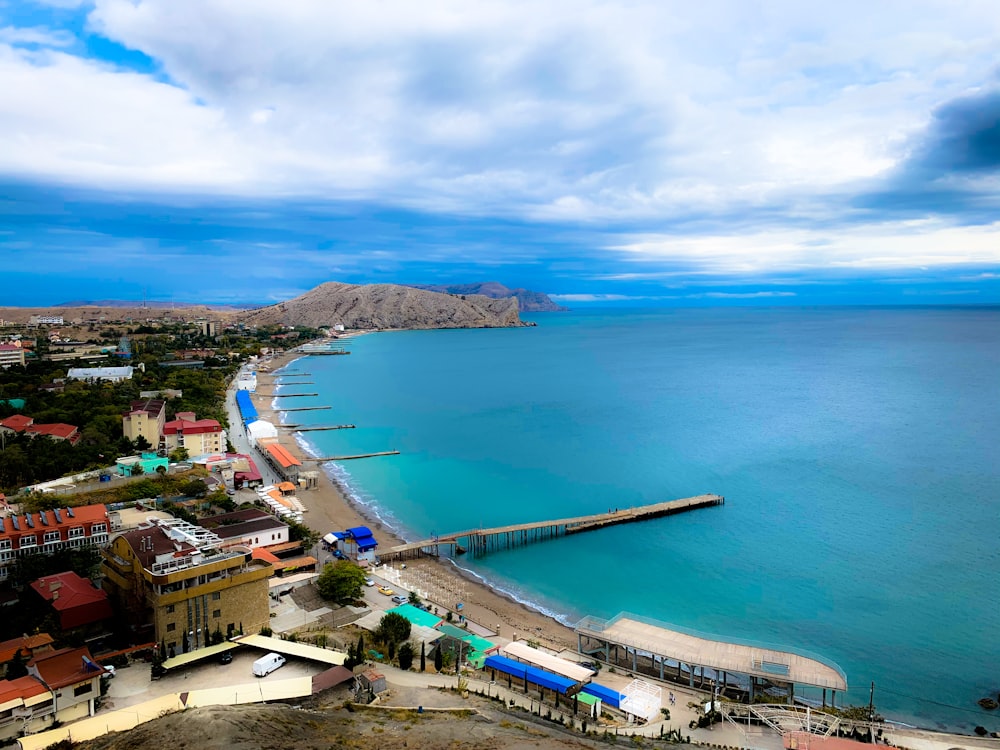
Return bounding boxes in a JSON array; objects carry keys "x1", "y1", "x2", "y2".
[
  {"x1": 408, "y1": 590, "x2": 421, "y2": 606},
  {"x1": 434, "y1": 646, "x2": 443, "y2": 673},
  {"x1": 420, "y1": 641, "x2": 426, "y2": 672},
  {"x1": 397, "y1": 642, "x2": 415, "y2": 671},
  {"x1": 315, "y1": 560, "x2": 366, "y2": 604},
  {"x1": 286, "y1": 518, "x2": 319, "y2": 548},
  {"x1": 169, "y1": 446, "x2": 189, "y2": 462},
  {"x1": 5, "y1": 649, "x2": 28, "y2": 680},
  {"x1": 376, "y1": 612, "x2": 411, "y2": 646}
]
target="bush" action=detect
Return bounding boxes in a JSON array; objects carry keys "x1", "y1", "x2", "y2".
[{"x1": 397, "y1": 642, "x2": 415, "y2": 671}]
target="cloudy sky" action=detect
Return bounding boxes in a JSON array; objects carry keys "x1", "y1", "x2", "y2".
[{"x1": 2, "y1": 0, "x2": 999, "y2": 306}]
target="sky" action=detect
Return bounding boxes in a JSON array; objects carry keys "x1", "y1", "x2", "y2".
[{"x1": 1, "y1": 0, "x2": 999, "y2": 307}]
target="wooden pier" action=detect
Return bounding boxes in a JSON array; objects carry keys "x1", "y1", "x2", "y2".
[
  {"x1": 282, "y1": 424, "x2": 356, "y2": 432},
  {"x1": 278, "y1": 373, "x2": 312, "y2": 377},
  {"x1": 257, "y1": 392, "x2": 319, "y2": 397},
  {"x1": 276, "y1": 405, "x2": 332, "y2": 412},
  {"x1": 380, "y1": 494, "x2": 724, "y2": 562},
  {"x1": 303, "y1": 450, "x2": 400, "y2": 461}
]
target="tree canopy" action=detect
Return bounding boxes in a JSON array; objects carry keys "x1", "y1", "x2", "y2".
[
  {"x1": 315, "y1": 560, "x2": 366, "y2": 604},
  {"x1": 376, "y1": 612, "x2": 412, "y2": 646}
]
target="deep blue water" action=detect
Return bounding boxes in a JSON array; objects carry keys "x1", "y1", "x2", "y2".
[{"x1": 277, "y1": 307, "x2": 1000, "y2": 731}]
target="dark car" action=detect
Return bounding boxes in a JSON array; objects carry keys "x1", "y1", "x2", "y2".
[
  {"x1": 333, "y1": 549, "x2": 346, "y2": 560},
  {"x1": 219, "y1": 651, "x2": 233, "y2": 665}
]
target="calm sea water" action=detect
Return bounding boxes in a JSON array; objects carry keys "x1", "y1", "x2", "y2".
[{"x1": 279, "y1": 307, "x2": 1000, "y2": 731}]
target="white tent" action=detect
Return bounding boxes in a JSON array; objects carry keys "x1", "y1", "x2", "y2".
[
  {"x1": 247, "y1": 420, "x2": 279, "y2": 445},
  {"x1": 620, "y1": 679, "x2": 661, "y2": 723}
]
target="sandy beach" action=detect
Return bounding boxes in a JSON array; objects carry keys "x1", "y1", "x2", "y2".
[{"x1": 247, "y1": 348, "x2": 579, "y2": 654}]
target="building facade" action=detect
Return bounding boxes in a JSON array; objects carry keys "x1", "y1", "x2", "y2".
[
  {"x1": 0, "y1": 344, "x2": 25, "y2": 368},
  {"x1": 0, "y1": 505, "x2": 110, "y2": 583},
  {"x1": 121, "y1": 398, "x2": 166, "y2": 447},
  {"x1": 197, "y1": 508, "x2": 289, "y2": 550},
  {"x1": 162, "y1": 412, "x2": 224, "y2": 456},
  {"x1": 101, "y1": 518, "x2": 272, "y2": 654}
]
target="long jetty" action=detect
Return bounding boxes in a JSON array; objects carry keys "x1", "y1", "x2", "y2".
[
  {"x1": 257, "y1": 392, "x2": 319, "y2": 397},
  {"x1": 303, "y1": 450, "x2": 400, "y2": 461},
  {"x1": 281, "y1": 424, "x2": 356, "y2": 432},
  {"x1": 380, "y1": 494, "x2": 724, "y2": 562},
  {"x1": 277, "y1": 405, "x2": 332, "y2": 413}
]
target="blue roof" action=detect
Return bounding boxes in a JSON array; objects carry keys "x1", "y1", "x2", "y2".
[
  {"x1": 235, "y1": 390, "x2": 258, "y2": 423},
  {"x1": 346, "y1": 525, "x2": 373, "y2": 539},
  {"x1": 581, "y1": 682, "x2": 624, "y2": 708},
  {"x1": 484, "y1": 654, "x2": 578, "y2": 694},
  {"x1": 353, "y1": 535, "x2": 378, "y2": 551}
]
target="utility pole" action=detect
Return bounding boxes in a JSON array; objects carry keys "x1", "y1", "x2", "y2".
[{"x1": 869, "y1": 682, "x2": 876, "y2": 745}]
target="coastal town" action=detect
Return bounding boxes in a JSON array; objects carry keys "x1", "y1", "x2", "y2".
[{"x1": 0, "y1": 306, "x2": 996, "y2": 750}]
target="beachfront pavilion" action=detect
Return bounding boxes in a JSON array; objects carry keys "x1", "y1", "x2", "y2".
[{"x1": 575, "y1": 612, "x2": 847, "y2": 707}]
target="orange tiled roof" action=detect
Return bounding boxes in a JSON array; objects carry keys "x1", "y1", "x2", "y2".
[
  {"x1": 0, "y1": 675, "x2": 49, "y2": 705},
  {"x1": 0, "y1": 633, "x2": 54, "y2": 664},
  {"x1": 28, "y1": 646, "x2": 106, "y2": 689},
  {"x1": 0, "y1": 415, "x2": 33, "y2": 432},
  {"x1": 264, "y1": 442, "x2": 302, "y2": 468}
]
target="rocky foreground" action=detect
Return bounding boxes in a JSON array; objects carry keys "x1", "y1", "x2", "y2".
[{"x1": 239, "y1": 281, "x2": 528, "y2": 329}]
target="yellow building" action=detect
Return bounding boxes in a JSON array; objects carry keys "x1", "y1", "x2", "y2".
[
  {"x1": 162, "y1": 412, "x2": 224, "y2": 456},
  {"x1": 121, "y1": 398, "x2": 166, "y2": 448},
  {"x1": 101, "y1": 518, "x2": 271, "y2": 655}
]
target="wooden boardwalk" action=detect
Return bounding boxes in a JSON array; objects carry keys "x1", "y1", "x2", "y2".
[
  {"x1": 276, "y1": 405, "x2": 331, "y2": 412},
  {"x1": 304, "y1": 450, "x2": 400, "y2": 461},
  {"x1": 380, "y1": 494, "x2": 723, "y2": 562}
]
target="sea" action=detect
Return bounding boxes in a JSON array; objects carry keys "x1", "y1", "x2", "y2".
[{"x1": 275, "y1": 307, "x2": 1000, "y2": 732}]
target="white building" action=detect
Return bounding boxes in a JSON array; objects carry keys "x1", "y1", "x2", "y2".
[
  {"x1": 0, "y1": 344, "x2": 25, "y2": 368},
  {"x1": 67, "y1": 366, "x2": 134, "y2": 383}
]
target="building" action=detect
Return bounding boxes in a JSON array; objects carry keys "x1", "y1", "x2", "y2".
[
  {"x1": 196, "y1": 320, "x2": 218, "y2": 338},
  {"x1": 101, "y1": 517, "x2": 272, "y2": 654},
  {"x1": 24, "y1": 423, "x2": 79, "y2": 445},
  {"x1": 26, "y1": 646, "x2": 107, "y2": 724},
  {"x1": 66, "y1": 366, "x2": 134, "y2": 383},
  {"x1": 162, "y1": 412, "x2": 224, "y2": 455},
  {"x1": 122, "y1": 398, "x2": 166, "y2": 447},
  {"x1": 0, "y1": 505, "x2": 110, "y2": 583},
  {"x1": 0, "y1": 344, "x2": 25, "y2": 368},
  {"x1": 0, "y1": 675, "x2": 54, "y2": 740},
  {"x1": 30, "y1": 572, "x2": 114, "y2": 632},
  {"x1": 27, "y1": 316, "x2": 63, "y2": 326},
  {"x1": 0, "y1": 415, "x2": 33, "y2": 436},
  {"x1": 0, "y1": 634, "x2": 54, "y2": 671},
  {"x1": 197, "y1": 508, "x2": 289, "y2": 550},
  {"x1": 115, "y1": 452, "x2": 169, "y2": 477}
]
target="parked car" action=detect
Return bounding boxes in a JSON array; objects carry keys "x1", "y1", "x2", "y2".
[
  {"x1": 364, "y1": 578, "x2": 375, "y2": 587},
  {"x1": 377, "y1": 586, "x2": 394, "y2": 596},
  {"x1": 103, "y1": 664, "x2": 116, "y2": 678},
  {"x1": 390, "y1": 594, "x2": 408, "y2": 605},
  {"x1": 333, "y1": 549, "x2": 346, "y2": 560},
  {"x1": 252, "y1": 653, "x2": 286, "y2": 677},
  {"x1": 219, "y1": 651, "x2": 234, "y2": 665}
]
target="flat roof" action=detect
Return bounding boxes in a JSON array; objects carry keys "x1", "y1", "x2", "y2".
[
  {"x1": 232, "y1": 634, "x2": 346, "y2": 666},
  {"x1": 576, "y1": 612, "x2": 847, "y2": 691},
  {"x1": 502, "y1": 641, "x2": 594, "y2": 682},
  {"x1": 162, "y1": 641, "x2": 239, "y2": 670}
]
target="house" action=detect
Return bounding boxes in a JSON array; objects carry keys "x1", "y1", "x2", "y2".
[
  {"x1": 0, "y1": 634, "x2": 54, "y2": 672},
  {"x1": 162, "y1": 412, "x2": 224, "y2": 456},
  {"x1": 0, "y1": 675, "x2": 53, "y2": 740},
  {"x1": 116, "y1": 452, "x2": 169, "y2": 477},
  {"x1": 66, "y1": 366, "x2": 134, "y2": 383},
  {"x1": 344, "y1": 526, "x2": 378, "y2": 564},
  {"x1": 121, "y1": 398, "x2": 166, "y2": 448},
  {"x1": 27, "y1": 316, "x2": 63, "y2": 326},
  {"x1": 0, "y1": 415, "x2": 33, "y2": 436},
  {"x1": 0, "y1": 505, "x2": 110, "y2": 583},
  {"x1": 196, "y1": 508, "x2": 289, "y2": 550},
  {"x1": 24, "y1": 423, "x2": 79, "y2": 445},
  {"x1": 26, "y1": 646, "x2": 108, "y2": 724},
  {"x1": 355, "y1": 669, "x2": 386, "y2": 702},
  {"x1": 101, "y1": 517, "x2": 272, "y2": 654},
  {"x1": 0, "y1": 344, "x2": 25, "y2": 368},
  {"x1": 30, "y1": 572, "x2": 114, "y2": 632}
]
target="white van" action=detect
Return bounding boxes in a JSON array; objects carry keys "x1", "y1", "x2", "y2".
[{"x1": 252, "y1": 652, "x2": 286, "y2": 677}]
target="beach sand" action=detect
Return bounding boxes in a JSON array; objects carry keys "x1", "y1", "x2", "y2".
[{"x1": 248, "y1": 349, "x2": 579, "y2": 654}]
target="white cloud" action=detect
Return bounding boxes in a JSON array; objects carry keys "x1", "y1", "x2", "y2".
[
  {"x1": 0, "y1": 26, "x2": 76, "y2": 47},
  {"x1": 609, "y1": 221, "x2": 1000, "y2": 274},
  {"x1": 0, "y1": 0, "x2": 998, "y2": 235}
]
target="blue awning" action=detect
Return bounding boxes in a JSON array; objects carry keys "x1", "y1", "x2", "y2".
[
  {"x1": 582, "y1": 682, "x2": 624, "y2": 708},
  {"x1": 484, "y1": 654, "x2": 578, "y2": 694},
  {"x1": 236, "y1": 390, "x2": 258, "y2": 424},
  {"x1": 353, "y1": 535, "x2": 378, "y2": 551},
  {"x1": 346, "y1": 525, "x2": 373, "y2": 539}
]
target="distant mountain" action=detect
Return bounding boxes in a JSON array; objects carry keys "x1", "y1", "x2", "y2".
[
  {"x1": 409, "y1": 282, "x2": 567, "y2": 312},
  {"x1": 238, "y1": 281, "x2": 528, "y2": 330},
  {"x1": 54, "y1": 299, "x2": 251, "y2": 311}
]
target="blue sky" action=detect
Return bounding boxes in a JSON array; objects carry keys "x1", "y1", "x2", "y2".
[{"x1": 1, "y1": 0, "x2": 999, "y2": 306}]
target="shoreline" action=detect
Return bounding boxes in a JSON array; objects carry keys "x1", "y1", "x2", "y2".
[{"x1": 249, "y1": 347, "x2": 580, "y2": 654}]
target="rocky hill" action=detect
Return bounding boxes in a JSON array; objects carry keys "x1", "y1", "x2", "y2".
[
  {"x1": 239, "y1": 282, "x2": 527, "y2": 330},
  {"x1": 410, "y1": 281, "x2": 567, "y2": 312}
]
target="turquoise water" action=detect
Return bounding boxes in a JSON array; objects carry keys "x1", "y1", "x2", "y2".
[{"x1": 279, "y1": 307, "x2": 1000, "y2": 731}]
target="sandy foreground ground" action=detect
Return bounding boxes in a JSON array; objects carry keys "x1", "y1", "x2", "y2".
[{"x1": 246, "y1": 348, "x2": 580, "y2": 655}]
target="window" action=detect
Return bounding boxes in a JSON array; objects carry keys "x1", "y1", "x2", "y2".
[
  {"x1": 68, "y1": 527, "x2": 84, "y2": 538},
  {"x1": 166, "y1": 623, "x2": 176, "y2": 632},
  {"x1": 0, "y1": 539, "x2": 11, "y2": 551},
  {"x1": 212, "y1": 609, "x2": 221, "y2": 619},
  {"x1": 212, "y1": 592, "x2": 221, "y2": 601},
  {"x1": 166, "y1": 604, "x2": 175, "y2": 614},
  {"x1": 44, "y1": 531, "x2": 60, "y2": 544},
  {"x1": 91, "y1": 523, "x2": 107, "y2": 534},
  {"x1": 20, "y1": 535, "x2": 36, "y2": 548},
  {"x1": 73, "y1": 683, "x2": 92, "y2": 697}
]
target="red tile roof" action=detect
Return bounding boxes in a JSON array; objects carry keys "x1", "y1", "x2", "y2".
[
  {"x1": 0, "y1": 675, "x2": 49, "y2": 705},
  {"x1": 163, "y1": 417, "x2": 222, "y2": 436},
  {"x1": 0, "y1": 414, "x2": 33, "y2": 432},
  {"x1": 264, "y1": 442, "x2": 302, "y2": 468},
  {"x1": 0, "y1": 633, "x2": 55, "y2": 664},
  {"x1": 29, "y1": 646, "x2": 106, "y2": 689},
  {"x1": 0, "y1": 504, "x2": 109, "y2": 545},
  {"x1": 26, "y1": 423, "x2": 79, "y2": 441},
  {"x1": 30, "y1": 572, "x2": 114, "y2": 629}
]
